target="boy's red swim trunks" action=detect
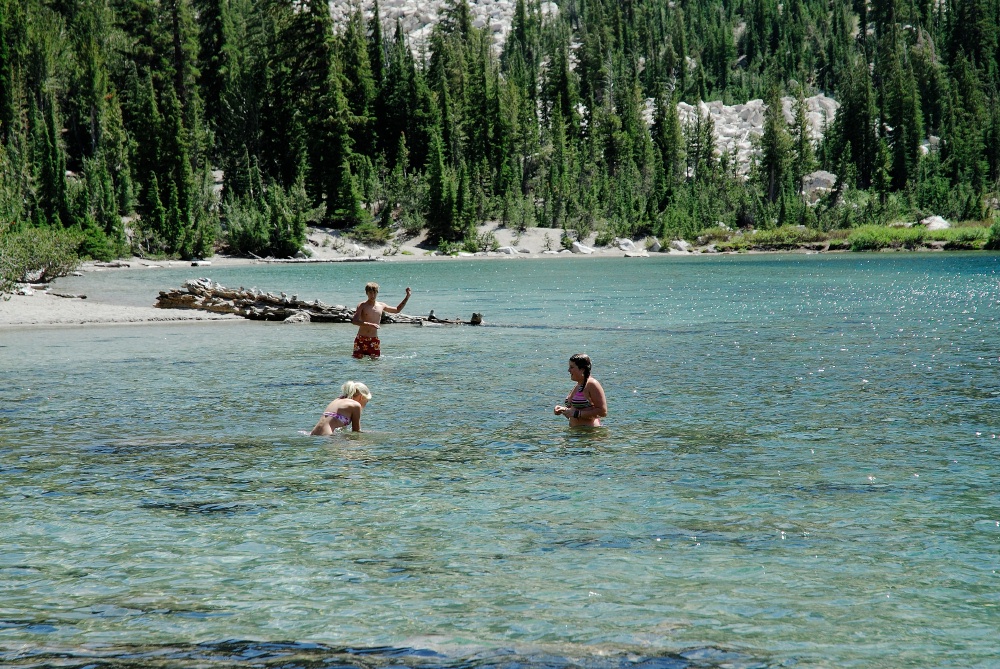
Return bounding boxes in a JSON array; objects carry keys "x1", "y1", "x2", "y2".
[{"x1": 353, "y1": 335, "x2": 381, "y2": 358}]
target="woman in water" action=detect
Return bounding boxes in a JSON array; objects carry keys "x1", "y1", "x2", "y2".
[
  {"x1": 554, "y1": 353, "x2": 607, "y2": 427},
  {"x1": 311, "y1": 381, "x2": 371, "y2": 434}
]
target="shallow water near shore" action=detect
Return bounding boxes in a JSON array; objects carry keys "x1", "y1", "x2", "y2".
[{"x1": 2, "y1": 253, "x2": 999, "y2": 668}]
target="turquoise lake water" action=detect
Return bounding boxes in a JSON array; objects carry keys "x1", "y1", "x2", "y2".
[{"x1": 2, "y1": 253, "x2": 999, "y2": 669}]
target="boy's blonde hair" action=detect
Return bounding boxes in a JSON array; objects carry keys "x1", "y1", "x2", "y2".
[
  {"x1": 365, "y1": 282, "x2": 379, "y2": 295},
  {"x1": 340, "y1": 380, "x2": 372, "y2": 400}
]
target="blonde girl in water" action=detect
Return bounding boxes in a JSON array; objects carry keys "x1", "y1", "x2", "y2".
[
  {"x1": 554, "y1": 353, "x2": 607, "y2": 426},
  {"x1": 311, "y1": 381, "x2": 371, "y2": 434}
]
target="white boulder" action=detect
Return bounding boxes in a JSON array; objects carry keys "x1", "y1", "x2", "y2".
[
  {"x1": 571, "y1": 241, "x2": 595, "y2": 254},
  {"x1": 921, "y1": 215, "x2": 950, "y2": 230}
]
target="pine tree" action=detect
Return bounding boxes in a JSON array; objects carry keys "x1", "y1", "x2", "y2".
[
  {"x1": 129, "y1": 73, "x2": 163, "y2": 224},
  {"x1": 0, "y1": 0, "x2": 28, "y2": 142},
  {"x1": 160, "y1": 86, "x2": 195, "y2": 253},
  {"x1": 950, "y1": 0, "x2": 997, "y2": 72},
  {"x1": 32, "y1": 93, "x2": 69, "y2": 227},
  {"x1": 684, "y1": 102, "x2": 716, "y2": 187},
  {"x1": 829, "y1": 56, "x2": 880, "y2": 189},
  {"x1": 368, "y1": 0, "x2": 385, "y2": 88},
  {"x1": 141, "y1": 173, "x2": 167, "y2": 253},
  {"x1": 760, "y1": 83, "x2": 792, "y2": 203},
  {"x1": 192, "y1": 0, "x2": 226, "y2": 140},
  {"x1": 653, "y1": 89, "x2": 684, "y2": 205},
  {"x1": 378, "y1": 20, "x2": 415, "y2": 166},
  {"x1": 341, "y1": 5, "x2": 377, "y2": 154},
  {"x1": 941, "y1": 53, "x2": 986, "y2": 190},
  {"x1": 425, "y1": 128, "x2": 457, "y2": 242},
  {"x1": 790, "y1": 85, "x2": 816, "y2": 195}
]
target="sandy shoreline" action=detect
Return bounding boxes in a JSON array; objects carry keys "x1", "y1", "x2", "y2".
[{"x1": 0, "y1": 291, "x2": 246, "y2": 328}]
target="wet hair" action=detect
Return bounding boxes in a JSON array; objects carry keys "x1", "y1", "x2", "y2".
[
  {"x1": 339, "y1": 381, "x2": 372, "y2": 400},
  {"x1": 365, "y1": 282, "x2": 379, "y2": 295},
  {"x1": 569, "y1": 353, "x2": 592, "y2": 384}
]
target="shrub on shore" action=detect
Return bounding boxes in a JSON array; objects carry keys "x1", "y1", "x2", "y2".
[
  {"x1": 979, "y1": 219, "x2": 1000, "y2": 250},
  {"x1": 687, "y1": 221, "x2": 992, "y2": 253},
  {"x1": 1, "y1": 226, "x2": 82, "y2": 297}
]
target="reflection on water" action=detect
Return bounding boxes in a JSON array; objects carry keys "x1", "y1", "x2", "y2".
[{"x1": 2, "y1": 254, "x2": 1000, "y2": 669}]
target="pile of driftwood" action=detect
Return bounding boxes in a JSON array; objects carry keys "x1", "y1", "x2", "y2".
[{"x1": 155, "y1": 278, "x2": 481, "y2": 325}]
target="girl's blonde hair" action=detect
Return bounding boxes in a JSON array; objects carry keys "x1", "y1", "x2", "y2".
[{"x1": 340, "y1": 380, "x2": 372, "y2": 400}]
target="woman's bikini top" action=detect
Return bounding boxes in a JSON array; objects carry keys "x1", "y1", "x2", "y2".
[
  {"x1": 323, "y1": 411, "x2": 350, "y2": 426},
  {"x1": 568, "y1": 383, "x2": 592, "y2": 409}
]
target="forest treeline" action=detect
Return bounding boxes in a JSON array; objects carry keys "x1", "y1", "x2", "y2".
[{"x1": 2, "y1": 0, "x2": 1000, "y2": 262}]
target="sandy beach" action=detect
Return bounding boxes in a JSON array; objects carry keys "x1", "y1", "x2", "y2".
[
  {"x1": 0, "y1": 225, "x2": 660, "y2": 329},
  {"x1": 0, "y1": 289, "x2": 246, "y2": 328}
]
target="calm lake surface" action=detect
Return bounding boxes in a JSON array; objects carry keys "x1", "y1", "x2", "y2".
[{"x1": 2, "y1": 253, "x2": 999, "y2": 669}]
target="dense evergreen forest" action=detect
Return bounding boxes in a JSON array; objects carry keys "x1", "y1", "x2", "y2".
[{"x1": 2, "y1": 0, "x2": 1000, "y2": 262}]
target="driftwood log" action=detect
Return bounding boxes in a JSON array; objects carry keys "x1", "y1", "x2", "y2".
[{"x1": 155, "y1": 278, "x2": 480, "y2": 324}]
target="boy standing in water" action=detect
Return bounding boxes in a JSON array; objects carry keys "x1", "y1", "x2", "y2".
[{"x1": 351, "y1": 282, "x2": 411, "y2": 358}]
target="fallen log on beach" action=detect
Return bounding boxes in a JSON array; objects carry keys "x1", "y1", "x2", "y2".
[{"x1": 155, "y1": 278, "x2": 481, "y2": 324}]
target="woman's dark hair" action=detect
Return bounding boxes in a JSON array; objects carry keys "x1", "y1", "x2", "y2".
[{"x1": 569, "y1": 353, "x2": 592, "y2": 384}]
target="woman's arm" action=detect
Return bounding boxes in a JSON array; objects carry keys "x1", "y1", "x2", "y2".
[
  {"x1": 351, "y1": 405, "x2": 362, "y2": 432},
  {"x1": 576, "y1": 379, "x2": 607, "y2": 419}
]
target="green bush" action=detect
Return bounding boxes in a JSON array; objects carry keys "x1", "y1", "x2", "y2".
[
  {"x1": 928, "y1": 226, "x2": 988, "y2": 249},
  {"x1": 349, "y1": 221, "x2": 392, "y2": 246},
  {"x1": 79, "y1": 223, "x2": 117, "y2": 261},
  {"x1": 847, "y1": 225, "x2": 926, "y2": 251},
  {"x1": 986, "y1": 219, "x2": 1000, "y2": 250},
  {"x1": 694, "y1": 226, "x2": 734, "y2": 244},
  {"x1": 714, "y1": 236, "x2": 750, "y2": 252},
  {"x1": 593, "y1": 227, "x2": 616, "y2": 247},
  {"x1": 0, "y1": 226, "x2": 82, "y2": 296},
  {"x1": 399, "y1": 211, "x2": 425, "y2": 238},
  {"x1": 748, "y1": 225, "x2": 826, "y2": 250},
  {"x1": 223, "y1": 197, "x2": 271, "y2": 256},
  {"x1": 222, "y1": 177, "x2": 324, "y2": 257},
  {"x1": 461, "y1": 230, "x2": 499, "y2": 253},
  {"x1": 437, "y1": 240, "x2": 462, "y2": 255}
]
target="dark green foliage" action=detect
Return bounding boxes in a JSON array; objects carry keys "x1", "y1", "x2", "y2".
[
  {"x1": 758, "y1": 82, "x2": 792, "y2": 203},
  {"x1": 223, "y1": 171, "x2": 324, "y2": 258},
  {"x1": 3, "y1": 0, "x2": 1000, "y2": 260},
  {"x1": 986, "y1": 218, "x2": 1000, "y2": 249}
]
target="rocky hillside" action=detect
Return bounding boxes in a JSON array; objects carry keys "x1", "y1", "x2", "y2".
[{"x1": 333, "y1": 0, "x2": 839, "y2": 174}]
